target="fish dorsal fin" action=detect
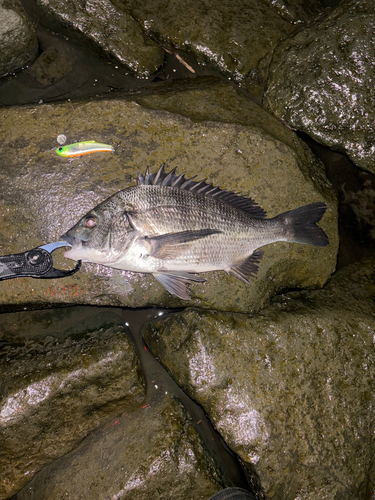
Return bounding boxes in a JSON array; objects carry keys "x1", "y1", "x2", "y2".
[{"x1": 136, "y1": 164, "x2": 267, "y2": 218}]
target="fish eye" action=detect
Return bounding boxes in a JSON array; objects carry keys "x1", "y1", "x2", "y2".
[
  {"x1": 58, "y1": 147, "x2": 63, "y2": 151},
  {"x1": 84, "y1": 216, "x2": 98, "y2": 228}
]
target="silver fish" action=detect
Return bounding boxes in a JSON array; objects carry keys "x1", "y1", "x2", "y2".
[{"x1": 61, "y1": 165, "x2": 329, "y2": 300}]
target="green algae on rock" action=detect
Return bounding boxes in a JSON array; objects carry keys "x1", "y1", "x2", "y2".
[
  {"x1": 143, "y1": 257, "x2": 375, "y2": 499},
  {"x1": 264, "y1": 0, "x2": 375, "y2": 175},
  {"x1": 0, "y1": 88, "x2": 337, "y2": 312}
]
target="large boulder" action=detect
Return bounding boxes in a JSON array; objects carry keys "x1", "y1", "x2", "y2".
[
  {"x1": 126, "y1": 0, "x2": 324, "y2": 94},
  {"x1": 14, "y1": 394, "x2": 229, "y2": 500},
  {"x1": 0, "y1": 84, "x2": 337, "y2": 313},
  {"x1": 264, "y1": 0, "x2": 375, "y2": 175},
  {"x1": 0, "y1": 307, "x2": 145, "y2": 499},
  {"x1": 0, "y1": 3, "x2": 38, "y2": 77},
  {"x1": 144, "y1": 257, "x2": 375, "y2": 499},
  {"x1": 33, "y1": 0, "x2": 164, "y2": 77}
]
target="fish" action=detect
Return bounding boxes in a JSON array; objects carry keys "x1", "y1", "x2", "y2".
[
  {"x1": 60, "y1": 164, "x2": 329, "y2": 300},
  {"x1": 56, "y1": 141, "x2": 114, "y2": 157}
]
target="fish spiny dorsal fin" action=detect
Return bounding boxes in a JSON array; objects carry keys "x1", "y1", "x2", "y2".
[
  {"x1": 140, "y1": 165, "x2": 267, "y2": 218},
  {"x1": 161, "y1": 166, "x2": 178, "y2": 186},
  {"x1": 180, "y1": 176, "x2": 197, "y2": 190},
  {"x1": 144, "y1": 166, "x2": 151, "y2": 184},
  {"x1": 137, "y1": 170, "x2": 144, "y2": 185},
  {"x1": 152, "y1": 163, "x2": 166, "y2": 185},
  {"x1": 188, "y1": 179, "x2": 206, "y2": 192},
  {"x1": 138, "y1": 163, "x2": 166, "y2": 186},
  {"x1": 170, "y1": 171, "x2": 187, "y2": 188}
]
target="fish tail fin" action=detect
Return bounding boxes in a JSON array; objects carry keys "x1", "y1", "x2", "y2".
[{"x1": 277, "y1": 202, "x2": 329, "y2": 247}]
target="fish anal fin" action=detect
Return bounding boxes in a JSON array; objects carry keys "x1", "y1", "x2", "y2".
[
  {"x1": 148, "y1": 229, "x2": 222, "y2": 259},
  {"x1": 229, "y1": 249, "x2": 264, "y2": 283},
  {"x1": 153, "y1": 271, "x2": 206, "y2": 300}
]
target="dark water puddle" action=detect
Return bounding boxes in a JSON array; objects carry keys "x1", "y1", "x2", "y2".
[
  {"x1": 0, "y1": 26, "x2": 140, "y2": 106},
  {"x1": 122, "y1": 307, "x2": 250, "y2": 489},
  {"x1": 0, "y1": 18, "x2": 154, "y2": 106}
]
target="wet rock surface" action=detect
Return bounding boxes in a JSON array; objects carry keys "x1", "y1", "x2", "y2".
[
  {"x1": 14, "y1": 394, "x2": 227, "y2": 500},
  {"x1": 260, "y1": 0, "x2": 329, "y2": 24},
  {"x1": 0, "y1": 84, "x2": 337, "y2": 313},
  {"x1": 0, "y1": 2, "x2": 38, "y2": 77},
  {"x1": 0, "y1": 1, "x2": 374, "y2": 499},
  {"x1": 0, "y1": 18, "x2": 162, "y2": 106},
  {"x1": 33, "y1": 0, "x2": 164, "y2": 77},
  {"x1": 0, "y1": 307, "x2": 145, "y2": 499},
  {"x1": 1, "y1": 307, "x2": 246, "y2": 500},
  {"x1": 144, "y1": 257, "x2": 375, "y2": 499},
  {"x1": 264, "y1": 0, "x2": 375, "y2": 174},
  {"x1": 126, "y1": 0, "x2": 300, "y2": 94}
]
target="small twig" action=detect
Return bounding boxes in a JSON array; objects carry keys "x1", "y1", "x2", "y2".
[{"x1": 164, "y1": 48, "x2": 195, "y2": 74}]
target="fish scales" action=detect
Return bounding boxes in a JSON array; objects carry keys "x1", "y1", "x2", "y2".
[
  {"x1": 61, "y1": 165, "x2": 329, "y2": 300},
  {"x1": 116, "y1": 185, "x2": 280, "y2": 269}
]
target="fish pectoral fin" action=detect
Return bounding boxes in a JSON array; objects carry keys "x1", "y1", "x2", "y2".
[
  {"x1": 126, "y1": 211, "x2": 143, "y2": 232},
  {"x1": 147, "y1": 229, "x2": 222, "y2": 259},
  {"x1": 153, "y1": 271, "x2": 206, "y2": 300},
  {"x1": 229, "y1": 249, "x2": 264, "y2": 284}
]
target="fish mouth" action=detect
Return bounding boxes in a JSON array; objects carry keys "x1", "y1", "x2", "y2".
[
  {"x1": 60, "y1": 233, "x2": 83, "y2": 260},
  {"x1": 59, "y1": 233, "x2": 78, "y2": 247}
]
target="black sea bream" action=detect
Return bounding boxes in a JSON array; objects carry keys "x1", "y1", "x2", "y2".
[{"x1": 61, "y1": 165, "x2": 329, "y2": 300}]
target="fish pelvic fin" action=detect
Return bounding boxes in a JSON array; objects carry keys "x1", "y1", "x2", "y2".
[
  {"x1": 277, "y1": 202, "x2": 329, "y2": 247},
  {"x1": 229, "y1": 250, "x2": 264, "y2": 283},
  {"x1": 137, "y1": 165, "x2": 267, "y2": 218},
  {"x1": 153, "y1": 271, "x2": 206, "y2": 300}
]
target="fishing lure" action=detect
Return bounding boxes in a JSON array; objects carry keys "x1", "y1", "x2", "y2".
[{"x1": 56, "y1": 141, "x2": 114, "y2": 157}]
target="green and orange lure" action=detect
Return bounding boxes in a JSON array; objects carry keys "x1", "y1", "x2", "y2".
[{"x1": 56, "y1": 141, "x2": 114, "y2": 157}]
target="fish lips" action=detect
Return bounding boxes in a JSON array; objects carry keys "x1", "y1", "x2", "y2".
[
  {"x1": 60, "y1": 233, "x2": 83, "y2": 260},
  {"x1": 60, "y1": 233, "x2": 79, "y2": 247}
]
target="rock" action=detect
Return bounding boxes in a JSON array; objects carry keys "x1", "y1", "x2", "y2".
[
  {"x1": 135, "y1": 81, "x2": 310, "y2": 153},
  {"x1": 264, "y1": 0, "x2": 375, "y2": 175},
  {"x1": 14, "y1": 394, "x2": 227, "y2": 500},
  {"x1": 296, "y1": 137, "x2": 375, "y2": 269},
  {"x1": 0, "y1": 84, "x2": 337, "y2": 312},
  {"x1": 334, "y1": 160, "x2": 375, "y2": 264},
  {"x1": 28, "y1": 46, "x2": 74, "y2": 87},
  {"x1": 0, "y1": 2, "x2": 38, "y2": 77},
  {"x1": 261, "y1": 0, "x2": 329, "y2": 24},
  {"x1": 34, "y1": 0, "x2": 164, "y2": 77},
  {"x1": 143, "y1": 257, "x2": 375, "y2": 499},
  {"x1": 126, "y1": 0, "x2": 322, "y2": 94},
  {"x1": 0, "y1": 307, "x2": 145, "y2": 499},
  {"x1": 0, "y1": 15, "x2": 154, "y2": 106}
]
